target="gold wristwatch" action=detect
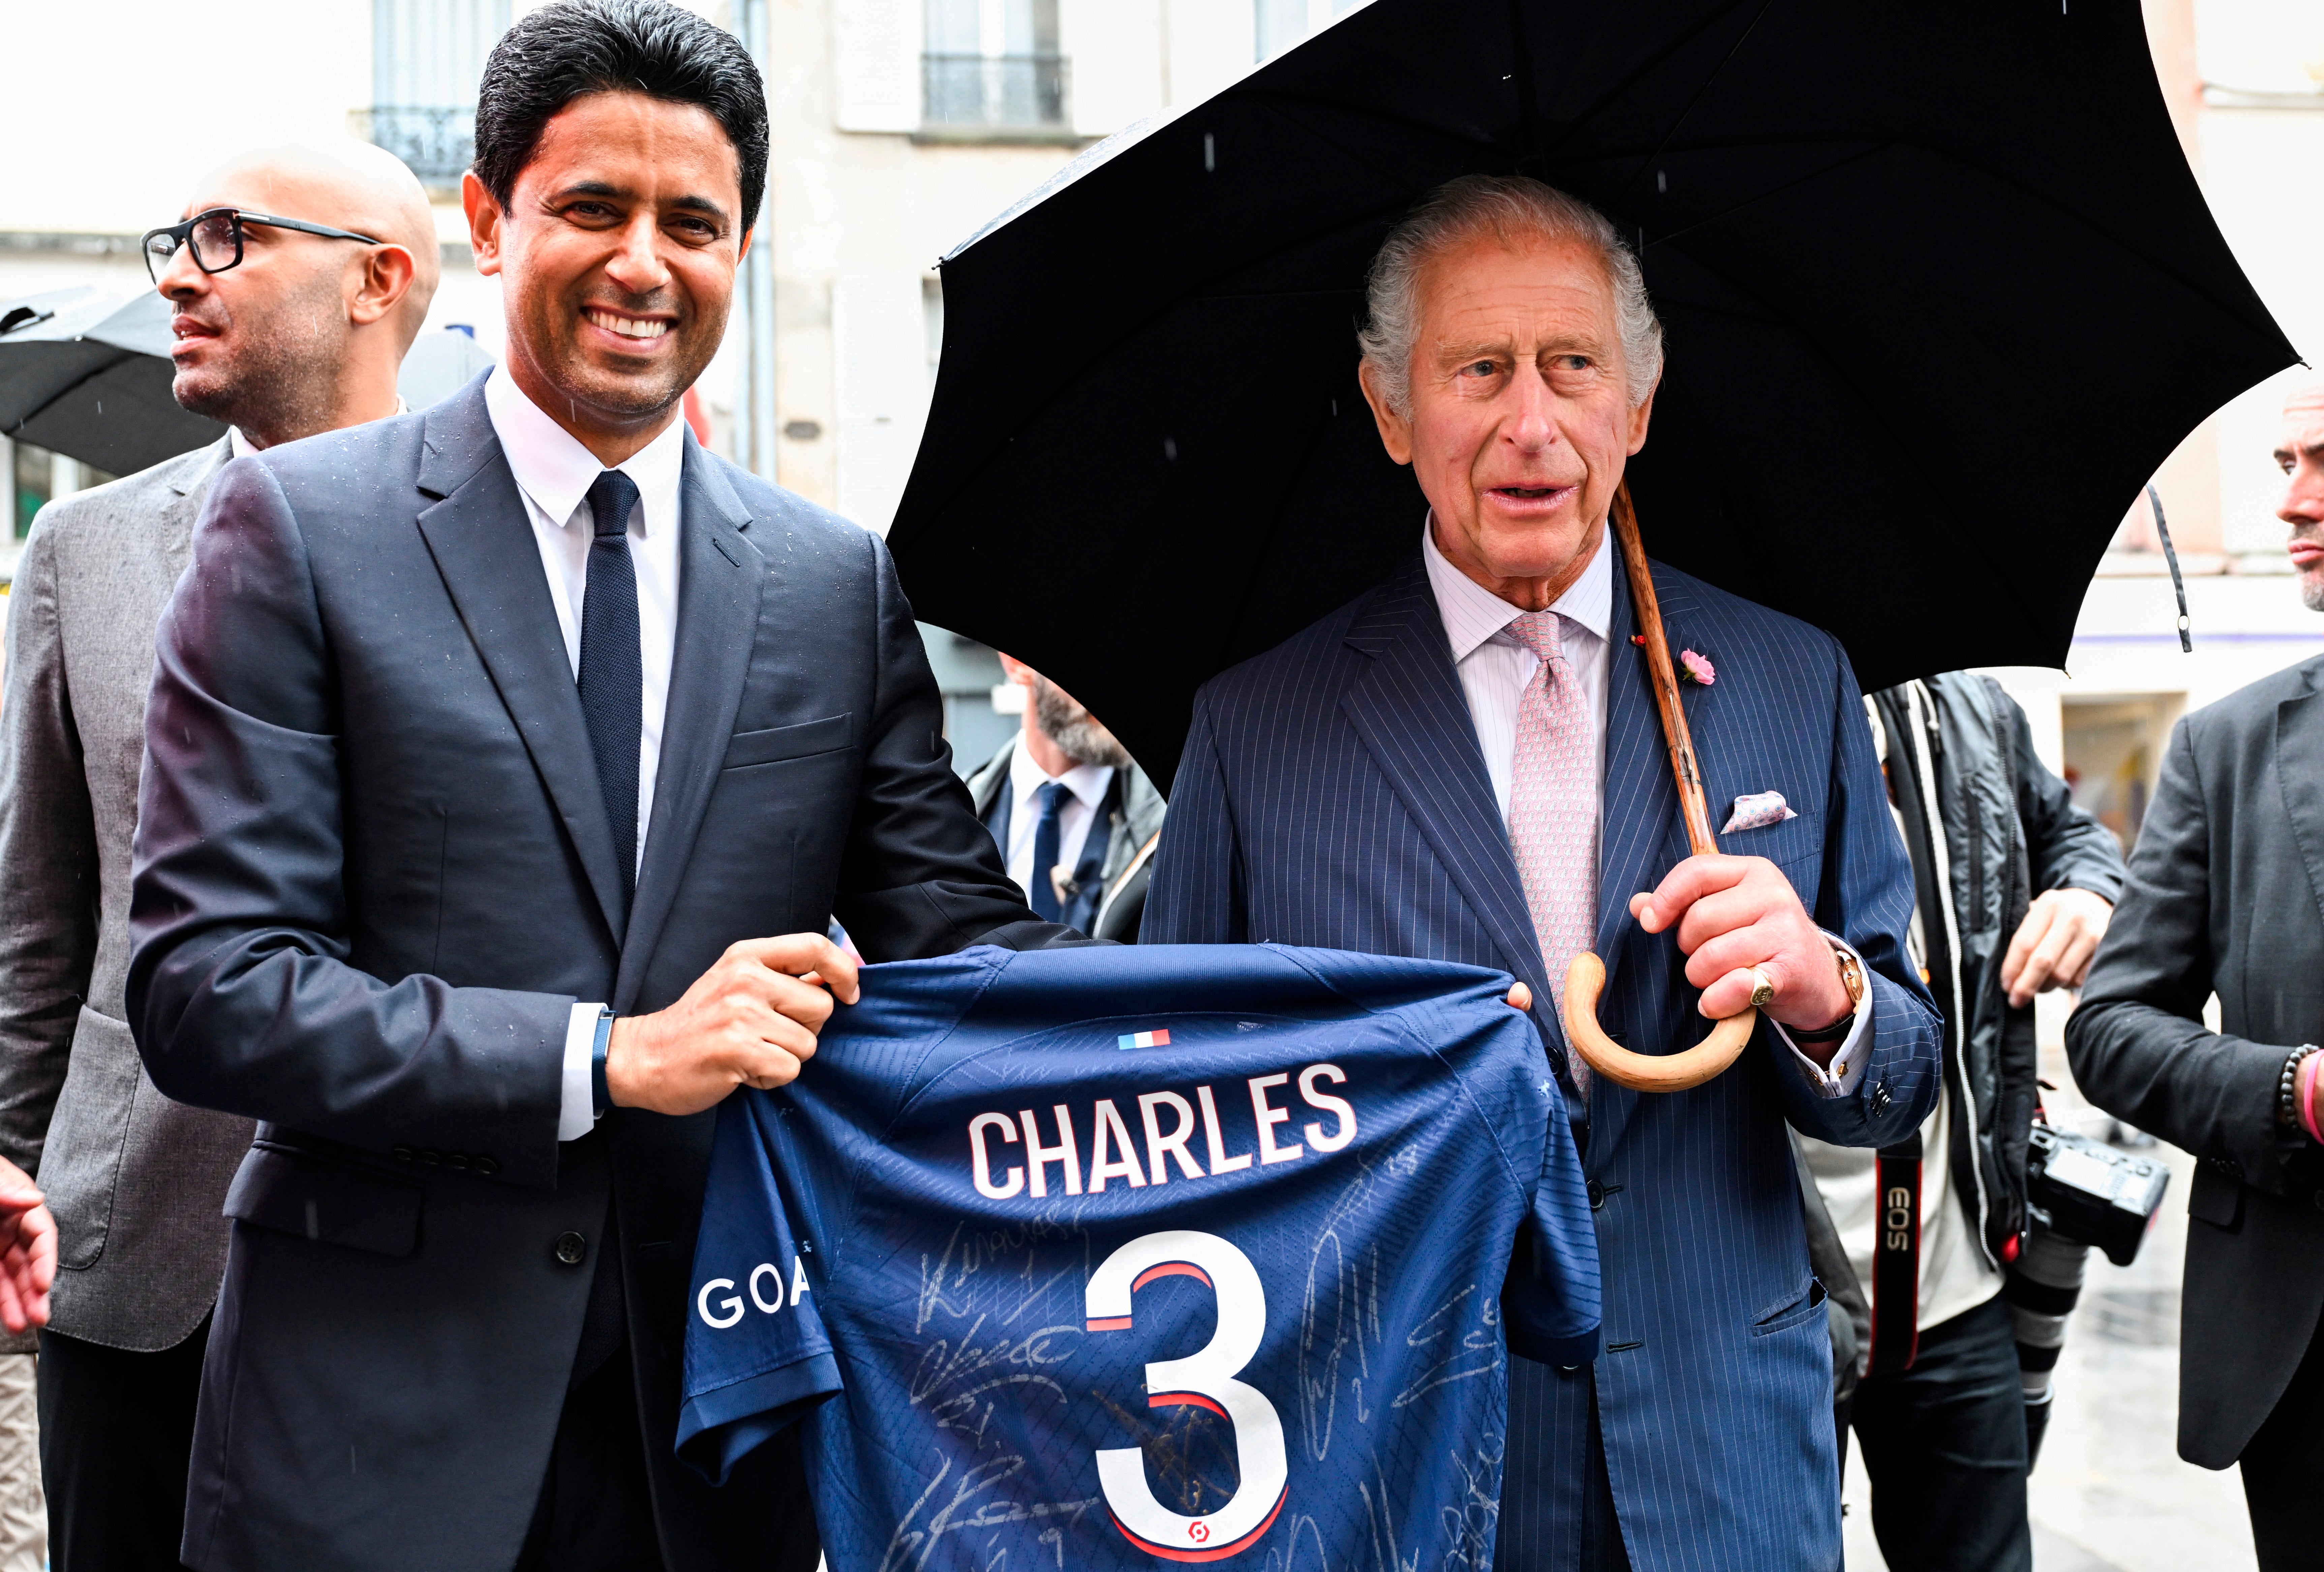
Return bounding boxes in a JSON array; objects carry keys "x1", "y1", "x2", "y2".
[{"x1": 1831, "y1": 941, "x2": 1866, "y2": 1010}]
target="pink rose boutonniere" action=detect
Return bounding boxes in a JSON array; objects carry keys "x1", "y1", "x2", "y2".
[{"x1": 1678, "y1": 648, "x2": 1717, "y2": 687}]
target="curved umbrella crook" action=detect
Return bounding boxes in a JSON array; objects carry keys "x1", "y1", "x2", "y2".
[{"x1": 1561, "y1": 483, "x2": 1757, "y2": 1093}]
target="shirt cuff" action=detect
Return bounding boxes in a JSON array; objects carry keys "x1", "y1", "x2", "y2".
[
  {"x1": 1771, "y1": 934, "x2": 1872, "y2": 1098},
  {"x1": 560, "y1": 1003, "x2": 602, "y2": 1142}
]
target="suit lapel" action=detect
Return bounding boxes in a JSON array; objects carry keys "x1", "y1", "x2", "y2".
[
  {"x1": 1584, "y1": 550, "x2": 1689, "y2": 1157},
  {"x1": 2277, "y1": 665, "x2": 2324, "y2": 949},
  {"x1": 412, "y1": 387, "x2": 629, "y2": 943},
  {"x1": 1339, "y1": 558, "x2": 1564, "y2": 1058},
  {"x1": 617, "y1": 437, "x2": 762, "y2": 1006},
  {"x1": 1594, "y1": 548, "x2": 1680, "y2": 968},
  {"x1": 158, "y1": 439, "x2": 232, "y2": 578}
]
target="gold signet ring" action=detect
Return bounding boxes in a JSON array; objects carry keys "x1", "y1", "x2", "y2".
[{"x1": 1747, "y1": 967, "x2": 1776, "y2": 1009}]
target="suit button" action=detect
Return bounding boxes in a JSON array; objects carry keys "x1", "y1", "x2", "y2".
[
  {"x1": 554, "y1": 1232, "x2": 587, "y2": 1266},
  {"x1": 391, "y1": 1148, "x2": 413, "y2": 1163},
  {"x1": 474, "y1": 1156, "x2": 500, "y2": 1177},
  {"x1": 1586, "y1": 1180, "x2": 1605, "y2": 1210},
  {"x1": 447, "y1": 1153, "x2": 469, "y2": 1171},
  {"x1": 1869, "y1": 1083, "x2": 1892, "y2": 1115},
  {"x1": 419, "y1": 1149, "x2": 441, "y2": 1166},
  {"x1": 2313, "y1": 1190, "x2": 2324, "y2": 1215}
]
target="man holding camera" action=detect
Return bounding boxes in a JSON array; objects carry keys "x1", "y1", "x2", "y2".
[
  {"x1": 1799, "y1": 673, "x2": 2123, "y2": 1572},
  {"x1": 2068, "y1": 372, "x2": 2324, "y2": 1572}
]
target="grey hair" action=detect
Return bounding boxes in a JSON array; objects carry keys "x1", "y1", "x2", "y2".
[{"x1": 1357, "y1": 175, "x2": 1664, "y2": 417}]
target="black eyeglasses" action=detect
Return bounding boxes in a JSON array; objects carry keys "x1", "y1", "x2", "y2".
[{"x1": 142, "y1": 207, "x2": 386, "y2": 285}]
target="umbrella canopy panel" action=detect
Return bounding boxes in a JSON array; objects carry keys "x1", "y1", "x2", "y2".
[
  {"x1": 0, "y1": 288, "x2": 226, "y2": 476},
  {"x1": 891, "y1": 0, "x2": 2297, "y2": 789}
]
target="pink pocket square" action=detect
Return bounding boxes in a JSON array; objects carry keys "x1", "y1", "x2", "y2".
[{"x1": 1722, "y1": 791, "x2": 1798, "y2": 834}]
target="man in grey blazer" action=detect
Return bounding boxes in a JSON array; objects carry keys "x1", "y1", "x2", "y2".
[
  {"x1": 2067, "y1": 372, "x2": 2324, "y2": 1572},
  {"x1": 0, "y1": 139, "x2": 438, "y2": 1570}
]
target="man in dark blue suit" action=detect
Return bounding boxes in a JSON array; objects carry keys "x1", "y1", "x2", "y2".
[
  {"x1": 1146, "y1": 176, "x2": 1943, "y2": 1571},
  {"x1": 123, "y1": 5, "x2": 1072, "y2": 1570}
]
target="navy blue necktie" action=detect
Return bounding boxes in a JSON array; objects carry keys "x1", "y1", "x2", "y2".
[
  {"x1": 1028, "y1": 781, "x2": 1067, "y2": 922},
  {"x1": 579, "y1": 471, "x2": 642, "y2": 911}
]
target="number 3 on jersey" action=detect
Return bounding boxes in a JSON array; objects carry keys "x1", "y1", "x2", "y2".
[{"x1": 1085, "y1": 1230, "x2": 1288, "y2": 1560}]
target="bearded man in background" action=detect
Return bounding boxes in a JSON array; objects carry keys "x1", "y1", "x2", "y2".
[{"x1": 966, "y1": 656, "x2": 1166, "y2": 941}]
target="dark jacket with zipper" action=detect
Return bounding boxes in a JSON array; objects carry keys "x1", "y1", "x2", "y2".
[
  {"x1": 1804, "y1": 674, "x2": 2124, "y2": 1355},
  {"x1": 1873, "y1": 674, "x2": 2125, "y2": 1266}
]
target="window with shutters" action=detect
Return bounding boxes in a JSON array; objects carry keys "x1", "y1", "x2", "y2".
[
  {"x1": 922, "y1": 0, "x2": 1067, "y2": 131},
  {"x1": 366, "y1": 0, "x2": 513, "y2": 184}
]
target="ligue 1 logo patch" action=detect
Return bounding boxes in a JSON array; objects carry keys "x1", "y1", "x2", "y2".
[{"x1": 1116, "y1": 1028, "x2": 1171, "y2": 1051}]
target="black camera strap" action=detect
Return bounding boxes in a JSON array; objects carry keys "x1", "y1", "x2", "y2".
[
  {"x1": 1868, "y1": 1131, "x2": 1923, "y2": 1374},
  {"x1": 1864, "y1": 684, "x2": 1956, "y2": 1379}
]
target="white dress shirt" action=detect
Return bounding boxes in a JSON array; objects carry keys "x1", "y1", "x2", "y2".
[
  {"x1": 1002, "y1": 732, "x2": 1113, "y2": 908},
  {"x1": 480, "y1": 367, "x2": 689, "y2": 1141},
  {"x1": 1423, "y1": 512, "x2": 1613, "y2": 821},
  {"x1": 1420, "y1": 516, "x2": 1869, "y2": 1096}
]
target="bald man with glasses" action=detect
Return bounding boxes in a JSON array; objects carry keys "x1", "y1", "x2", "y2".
[{"x1": 0, "y1": 139, "x2": 438, "y2": 1572}]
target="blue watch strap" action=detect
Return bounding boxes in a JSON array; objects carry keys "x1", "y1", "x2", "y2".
[{"x1": 592, "y1": 1008, "x2": 614, "y2": 1118}]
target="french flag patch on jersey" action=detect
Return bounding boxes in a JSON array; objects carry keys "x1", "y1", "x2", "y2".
[{"x1": 1115, "y1": 1029, "x2": 1171, "y2": 1050}]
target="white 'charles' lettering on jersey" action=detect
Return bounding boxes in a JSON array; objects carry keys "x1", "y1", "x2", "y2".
[{"x1": 965, "y1": 1064, "x2": 1360, "y2": 1201}]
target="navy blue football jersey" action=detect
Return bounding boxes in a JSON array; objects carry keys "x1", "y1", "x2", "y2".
[{"x1": 679, "y1": 942, "x2": 1597, "y2": 1568}]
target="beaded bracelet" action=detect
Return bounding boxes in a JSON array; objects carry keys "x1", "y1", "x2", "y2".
[{"x1": 2279, "y1": 1044, "x2": 2320, "y2": 1132}]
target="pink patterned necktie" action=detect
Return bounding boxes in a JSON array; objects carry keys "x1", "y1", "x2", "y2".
[{"x1": 1503, "y1": 610, "x2": 1598, "y2": 1099}]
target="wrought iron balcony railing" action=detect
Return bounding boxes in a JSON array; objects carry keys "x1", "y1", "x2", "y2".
[
  {"x1": 360, "y1": 106, "x2": 476, "y2": 184},
  {"x1": 922, "y1": 54, "x2": 1069, "y2": 132}
]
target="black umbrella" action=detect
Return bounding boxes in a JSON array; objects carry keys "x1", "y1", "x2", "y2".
[
  {"x1": 2, "y1": 292, "x2": 507, "y2": 482},
  {"x1": 0, "y1": 288, "x2": 227, "y2": 476},
  {"x1": 891, "y1": 0, "x2": 2298, "y2": 796}
]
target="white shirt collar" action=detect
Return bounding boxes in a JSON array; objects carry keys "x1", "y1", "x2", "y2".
[
  {"x1": 1007, "y1": 729, "x2": 1113, "y2": 813},
  {"x1": 483, "y1": 365, "x2": 685, "y2": 536},
  {"x1": 1421, "y1": 511, "x2": 1614, "y2": 661},
  {"x1": 230, "y1": 397, "x2": 410, "y2": 459}
]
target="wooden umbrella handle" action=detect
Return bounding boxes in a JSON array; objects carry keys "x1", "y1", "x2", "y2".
[
  {"x1": 1562, "y1": 483, "x2": 1759, "y2": 1092},
  {"x1": 1565, "y1": 954, "x2": 1756, "y2": 1092}
]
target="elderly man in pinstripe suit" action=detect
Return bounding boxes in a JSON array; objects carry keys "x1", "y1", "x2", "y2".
[{"x1": 1146, "y1": 175, "x2": 1941, "y2": 1572}]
